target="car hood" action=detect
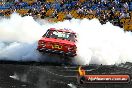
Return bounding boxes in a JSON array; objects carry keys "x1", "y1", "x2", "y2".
[{"x1": 40, "y1": 38, "x2": 75, "y2": 46}]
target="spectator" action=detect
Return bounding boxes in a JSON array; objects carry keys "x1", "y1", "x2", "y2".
[
  {"x1": 0, "y1": 0, "x2": 131, "y2": 28},
  {"x1": 65, "y1": 11, "x2": 72, "y2": 20}
]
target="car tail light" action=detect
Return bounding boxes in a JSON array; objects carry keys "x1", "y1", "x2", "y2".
[{"x1": 38, "y1": 41, "x2": 46, "y2": 47}]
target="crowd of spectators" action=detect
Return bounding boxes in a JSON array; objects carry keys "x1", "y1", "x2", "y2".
[{"x1": 0, "y1": 0, "x2": 132, "y2": 27}]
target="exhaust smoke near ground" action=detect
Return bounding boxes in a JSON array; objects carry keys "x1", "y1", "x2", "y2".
[
  {"x1": 0, "y1": 13, "x2": 132, "y2": 65},
  {"x1": 0, "y1": 13, "x2": 45, "y2": 61}
]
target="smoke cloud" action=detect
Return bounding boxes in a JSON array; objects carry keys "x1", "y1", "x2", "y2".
[{"x1": 0, "y1": 13, "x2": 132, "y2": 65}]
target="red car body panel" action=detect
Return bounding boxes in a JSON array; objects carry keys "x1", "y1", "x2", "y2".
[
  {"x1": 41, "y1": 38, "x2": 75, "y2": 46},
  {"x1": 38, "y1": 38, "x2": 76, "y2": 52}
]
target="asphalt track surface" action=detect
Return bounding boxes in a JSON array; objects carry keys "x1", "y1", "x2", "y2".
[{"x1": 0, "y1": 61, "x2": 132, "y2": 88}]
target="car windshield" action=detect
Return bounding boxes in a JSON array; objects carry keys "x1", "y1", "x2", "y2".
[{"x1": 44, "y1": 30, "x2": 77, "y2": 42}]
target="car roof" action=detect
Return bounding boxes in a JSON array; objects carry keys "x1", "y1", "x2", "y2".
[{"x1": 49, "y1": 28, "x2": 76, "y2": 34}]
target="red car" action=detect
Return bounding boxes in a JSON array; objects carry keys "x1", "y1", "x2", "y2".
[{"x1": 37, "y1": 28, "x2": 77, "y2": 57}]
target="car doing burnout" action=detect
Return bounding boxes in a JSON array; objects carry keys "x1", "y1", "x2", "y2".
[{"x1": 37, "y1": 28, "x2": 77, "y2": 57}]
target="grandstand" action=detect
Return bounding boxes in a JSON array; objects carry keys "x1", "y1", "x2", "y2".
[{"x1": 0, "y1": 0, "x2": 132, "y2": 31}]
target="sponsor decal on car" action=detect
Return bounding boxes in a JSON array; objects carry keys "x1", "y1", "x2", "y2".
[{"x1": 52, "y1": 44, "x2": 62, "y2": 49}]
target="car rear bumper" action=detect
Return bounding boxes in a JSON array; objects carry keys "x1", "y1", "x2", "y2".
[{"x1": 37, "y1": 48, "x2": 76, "y2": 57}]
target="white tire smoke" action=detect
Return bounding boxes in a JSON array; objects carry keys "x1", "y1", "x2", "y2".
[{"x1": 0, "y1": 13, "x2": 132, "y2": 65}]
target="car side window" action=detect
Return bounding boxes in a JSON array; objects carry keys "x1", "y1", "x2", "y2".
[{"x1": 44, "y1": 30, "x2": 51, "y2": 38}]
